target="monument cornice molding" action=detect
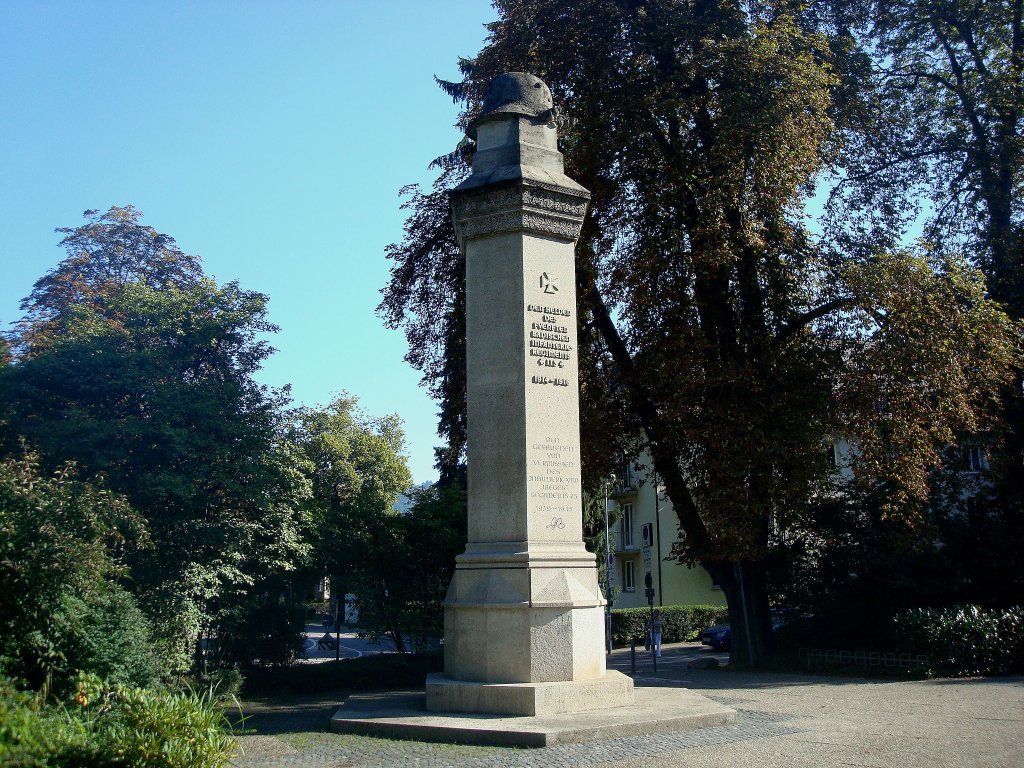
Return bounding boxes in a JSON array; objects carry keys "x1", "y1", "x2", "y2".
[{"x1": 451, "y1": 181, "x2": 590, "y2": 246}]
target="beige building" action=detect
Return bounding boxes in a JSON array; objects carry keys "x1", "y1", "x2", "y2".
[{"x1": 606, "y1": 460, "x2": 726, "y2": 610}]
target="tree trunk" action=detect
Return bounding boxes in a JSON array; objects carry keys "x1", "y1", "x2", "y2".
[
  {"x1": 390, "y1": 618, "x2": 407, "y2": 654},
  {"x1": 704, "y1": 559, "x2": 774, "y2": 666}
]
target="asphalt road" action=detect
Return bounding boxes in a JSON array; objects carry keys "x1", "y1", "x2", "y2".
[{"x1": 298, "y1": 624, "x2": 398, "y2": 661}]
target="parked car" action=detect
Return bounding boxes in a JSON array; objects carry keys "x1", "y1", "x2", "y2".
[
  {"x1": 700, "y1": 622, "x2": 732, "y2": 650},
  {"x1": 699, "y1": 608, "x2": 793, "y2": 651}
]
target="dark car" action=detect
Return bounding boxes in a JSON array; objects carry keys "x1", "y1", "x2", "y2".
[
  {"x1": 699, "y1": 609, "x2": 792, "y2": 650},
  {"x1": 700, "y1": 622, "x2": 732, "y2": 650}
]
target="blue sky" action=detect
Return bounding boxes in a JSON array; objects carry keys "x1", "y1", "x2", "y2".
[{"x1": 1, "y1": 1, "x2": 497, "y2": 484}]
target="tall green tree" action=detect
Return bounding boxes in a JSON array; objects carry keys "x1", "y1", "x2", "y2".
[
  {"x1": 367, "y1": 480, "x2": 467, "y2": 652},
  {"x1": 1, "y1": 207, "x2": 309, "y2": 672},
  {"x1": 12, "y1": 206, "x2": 204, "y2": 354},
  {"x1": 381, "y1": 0, "x2": 1021, "y2": 663},
  {"x1": 288, "y1": 397, "x2": 414, "y2": 650}
]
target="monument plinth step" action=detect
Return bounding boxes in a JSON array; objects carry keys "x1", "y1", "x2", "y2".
[
  {"x1": 331, "y1": 683, "x2": 736, "y2": 748},
  {"x1": 424, "y1": 670, "x2": 633, "y2": 716}
]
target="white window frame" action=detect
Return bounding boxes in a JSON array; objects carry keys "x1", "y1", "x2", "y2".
[
  {"x1": 623, "y1": 559, "x2": 635, "y2": 592},
  {"x1": 621, "y1": 503, "x2": 634, "y2": 548},
  {"x1": 967, "y1": 446, "x2": 987, "y2": 472}
]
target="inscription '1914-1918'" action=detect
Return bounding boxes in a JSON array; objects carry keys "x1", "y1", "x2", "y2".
[{"x1": 527, "y1": 303, "x2": 573, "y2": 376}]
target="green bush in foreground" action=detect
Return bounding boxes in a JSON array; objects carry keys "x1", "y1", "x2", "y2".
[
  {"x1": 0, "y1": 453, "x2": 154, "y2": 693},
  {"x1": 895, "y1": 606, "x2": 1024, "y2": 677},
  {"x1": 610, "y1": 605, "x2": 729, "y2": 648},
  {"x1": 0, "y1": 674, "x2": 237, "y2": 768}
]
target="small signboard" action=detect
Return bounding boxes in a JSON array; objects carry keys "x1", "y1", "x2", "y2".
[{"x1": 641, "y1": 522, "x2": 653, "y2": 575}]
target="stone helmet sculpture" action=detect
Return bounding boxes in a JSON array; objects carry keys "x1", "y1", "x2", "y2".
[
  {"x1": 480, "y1": 72, "x2": 553, "y2": 118},
  {"x1": 469, "y1": 72, "x2": 556, "y2": 139}
]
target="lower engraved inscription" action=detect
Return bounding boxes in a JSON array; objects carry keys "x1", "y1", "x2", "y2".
[{"x1": 527, "y1": 437, "x2": 580, "y2": 517}]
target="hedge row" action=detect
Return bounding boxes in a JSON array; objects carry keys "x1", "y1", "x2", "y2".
[
  {"x1": 894, "y1": 605, "x2": 1024, "y2": 677},
  {"x1": 610, "y1": 605, "x2": 729, "y2": 648},
  {"x1": 243, "y1": 652, "x2": 444, "y2": 696}
]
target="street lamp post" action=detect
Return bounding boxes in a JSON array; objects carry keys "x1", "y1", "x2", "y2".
[
  {"x1": 654, "y1": 472, "x2": 663, "y2": 607},
  {"x1": 603, "y1": 475, "x2": 615, "y2": 656}
]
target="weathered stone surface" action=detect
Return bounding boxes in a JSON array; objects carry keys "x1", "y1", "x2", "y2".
[
  {"x1": 439, "y1": 73, "x2": 621, "y2": 712},
  {"x1": 453, "y1": 106, "x2": 589, "y2": 199},
  {"x1": 332, "y1": 684, "x2": 736, "y2": 747},
  {"x1": 425, "y1": 671, "x2": 634, "y2": 717}
]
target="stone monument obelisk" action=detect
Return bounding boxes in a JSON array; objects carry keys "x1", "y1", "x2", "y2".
[{"x1": 425, "y1": 73, "x2": 634, "y2": 716}]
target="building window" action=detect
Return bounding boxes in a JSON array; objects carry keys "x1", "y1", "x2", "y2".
[
  {"x1": 966, "y1": 446, "x2": 987, "y2": 472},
  {"x1": 621, "y1": 503, "x2": 633, "y2": 548},
  {"x1": 623, "y1": 560, "x2": 635, "y2": 592},
  {"x1": 710, "y1": 569, "x2": 722, "y2": 590}
]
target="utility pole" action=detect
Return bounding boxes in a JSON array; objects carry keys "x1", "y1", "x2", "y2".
[
  {"x1": 603, "y1": 475, "x2": 615, "y2": 656},
  {"x1": 654, "y1": 473, "x2": 663, "y2": 607}
]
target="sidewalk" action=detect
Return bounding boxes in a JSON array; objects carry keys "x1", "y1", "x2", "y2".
[{"x1": 232, "y1": 642, "x2": 1024, "y2": 767}]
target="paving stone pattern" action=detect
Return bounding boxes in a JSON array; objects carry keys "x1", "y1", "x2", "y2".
[
  {"x1": 234, "y1": 706, "x2": 800, "y2": 768},
  {"x1": 231, "y1": 643, "x2": 1024, "y2": 768}
]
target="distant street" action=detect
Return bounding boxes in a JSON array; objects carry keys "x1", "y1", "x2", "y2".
[{"x1": 298, "y1": 624, "x2": 398, "y2": 662}]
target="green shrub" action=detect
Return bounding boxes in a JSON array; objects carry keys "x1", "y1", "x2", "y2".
[
  {"x1": 305, "y1": 600, "x2": 331, "y2": 621},
  {"x1": 0, "y1": 453, "x2": 150, "y2": 692},
  {"x1": 0, "y1": 674, "x2": 237, "y2": 768},
  {"x1": 895, "y1": 605, "x2": 1024, "y2": 677},
  {"x1": 83, "y1": 676, "x2": 238, "y2": 768},
  {"x1": 610, "y1": 605, "x2": 729, "y2": 647},
  {"x1": 56, "y1": 590, "x2": 164, "y2": 690},
  {"x1": 213, "y1": 592, "x2": 306, "y2": 669},
  {"x1": 0, "y1": 679, "x2": 92, "y2": 767}
]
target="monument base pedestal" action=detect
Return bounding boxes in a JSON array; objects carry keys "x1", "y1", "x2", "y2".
[
  {"x1": 331, "y1": 684, "x2": 737, "y2": 748},
  {"x1": 425, "y1": 670, "x2": 633, "y2": 716}
]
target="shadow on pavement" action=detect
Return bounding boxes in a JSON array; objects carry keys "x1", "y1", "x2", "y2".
[{"x1": 234, "y1": 693, "x2": 348, "y2": 736}]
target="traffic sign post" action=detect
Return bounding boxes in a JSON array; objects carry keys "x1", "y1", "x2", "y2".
[
  {"x1": 641, "y1": 522, "x2": 653, "y2": 583},
  {"x1": 645, "y1": 573, "x2": 656, "y2": 672}
]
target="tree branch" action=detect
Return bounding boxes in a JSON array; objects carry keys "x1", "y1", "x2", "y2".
[
  {"x1": 578, "y1": 265, "x2": 714, "y2": 555},
  {"x1": 774, "y1": 297, "x2": 854, "y2": 346}
]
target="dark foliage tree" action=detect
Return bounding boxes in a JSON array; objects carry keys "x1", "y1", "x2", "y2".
[
  {"x1": 828, "y1": 0, "x2": 1022, "y2": 312},
  {"x1": 13, "y1": 206, "x2": 204, "y2": 355},
  {"x1": 820, "y1": 0, "x2": 1024, "y2": 610},
  {"x1": 368, "y1": 481, "x2": 467, "y2": 652},
  {"x1": 380, "y1": 0, "x2": 1021, "y2": 663}
]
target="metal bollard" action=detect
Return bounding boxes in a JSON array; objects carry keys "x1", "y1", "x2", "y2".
[{"x1": 630, "y1": 636, "x2": 636, "y2": 675}]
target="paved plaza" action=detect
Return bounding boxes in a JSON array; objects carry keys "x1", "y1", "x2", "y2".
[{"x1": 232, "y1": 642, "x2": 1024, "y2": 767}]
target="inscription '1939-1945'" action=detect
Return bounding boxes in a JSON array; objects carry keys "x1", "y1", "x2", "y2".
[{"x1": 527, "y1": 303, "x2": 573, "y2": 375}]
